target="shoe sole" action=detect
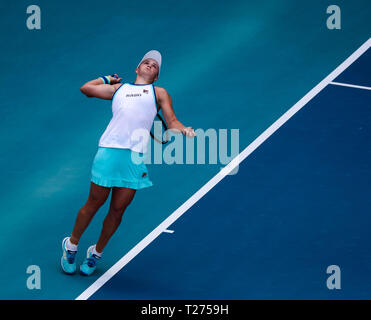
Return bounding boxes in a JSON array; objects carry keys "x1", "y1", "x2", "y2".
[{"x1": 79, "y1": 269, "x2": 90, "y2": 276}]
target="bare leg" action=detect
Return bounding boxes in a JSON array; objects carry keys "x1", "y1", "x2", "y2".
[
  {"x1": 70, "y1": 182, "x2": 111, "y2": 245},
  {"x1": 95, "y1": 186, "x2": 136, "y2": 253}
]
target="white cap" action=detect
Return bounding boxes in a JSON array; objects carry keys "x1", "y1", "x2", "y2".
[{"x1": 137, "y1": 50, "x2": 162, "y2": 76}]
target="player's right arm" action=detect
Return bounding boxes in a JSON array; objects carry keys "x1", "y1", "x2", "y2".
[{"x1": 80, "y1": 74, "x2": 122, "y2": 100}]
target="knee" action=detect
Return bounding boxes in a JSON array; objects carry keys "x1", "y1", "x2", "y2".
[
  {"x1": 81, "y1": 202, "x2": 101, "y2": 216},
  {"x1": 110, "y1": 198, "x2": 132, "y2": 216},
  {"x1": 107, "y1": 206, "x2": 127, "y2": 222},
  {"x1": 84, "y1": 198, "x2": 107, "y2": 213}
]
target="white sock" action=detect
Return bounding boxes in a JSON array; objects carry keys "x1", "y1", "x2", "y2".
[
  {"x1": 92, "y1": 245, "x2": 102, "y2": 258},
  {"x1": 66, "y1": 237, "x2": 78, "y2": 251}
]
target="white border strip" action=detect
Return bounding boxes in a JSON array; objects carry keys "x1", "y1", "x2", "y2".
[
  {"x1": 163, "y1": 229, "x2": 174, "y2": 234},
  {"x1": 330, "y1": 81, "x2": 371, "y2": 91},
  {"x1": 76, "y1": 38, "x2": 370, "y2": 300}
]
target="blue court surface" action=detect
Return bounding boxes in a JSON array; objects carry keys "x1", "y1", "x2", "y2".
[{"x1": 0, "y1": 1, "x2": 370, "y2": 300}]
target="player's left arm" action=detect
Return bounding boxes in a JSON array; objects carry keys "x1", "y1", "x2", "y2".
[{"x1": 156, "y1": 87, "x2": 196, "y2": 137}]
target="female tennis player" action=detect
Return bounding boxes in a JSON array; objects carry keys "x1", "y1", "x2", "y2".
[{"x1": 61, "y1": 50, "x2": 196, "y2": 276}]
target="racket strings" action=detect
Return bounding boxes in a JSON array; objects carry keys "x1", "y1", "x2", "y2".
[{"x1": 150, "y1": 113, "x2": 169, "y2": 144}]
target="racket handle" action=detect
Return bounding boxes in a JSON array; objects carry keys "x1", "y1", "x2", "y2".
[{"x1": 110, "y1": 74, "x2": 121, "y2": 83}]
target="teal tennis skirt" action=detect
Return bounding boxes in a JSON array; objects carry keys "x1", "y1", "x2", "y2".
[{"x1": 91, "y1": 147, "x2": 153, "y2": 189}]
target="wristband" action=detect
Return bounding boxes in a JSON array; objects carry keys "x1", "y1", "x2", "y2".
[{"x1": 100, "y1": 76, "x2": 110, "y2": 84}]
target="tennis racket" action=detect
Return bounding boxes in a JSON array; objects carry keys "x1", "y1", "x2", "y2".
[{"x1": 150, "y1": 112, "x2": 170, "y2": 144}]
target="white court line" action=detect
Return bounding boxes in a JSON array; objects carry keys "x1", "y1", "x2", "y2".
[
  {"x1": 330, "y1": 81, "x2": 371, "y2": 91},
  {"x1": 163, "y1": 229, "x2": 175, "y2": 234},
  {"x1": 76, "y1": 37, "x2": 371, "y2": 300}
]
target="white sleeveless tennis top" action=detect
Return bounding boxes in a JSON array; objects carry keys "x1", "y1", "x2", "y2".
[{"x1": 98, "y1": 83, "x2": 158, "y2": 154}]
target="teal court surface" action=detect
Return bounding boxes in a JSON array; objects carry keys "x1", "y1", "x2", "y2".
[{"x1": 0, "y1": 1, "x2": 370, "y2": 299}]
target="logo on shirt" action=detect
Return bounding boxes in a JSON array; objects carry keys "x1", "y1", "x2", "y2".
[
  {"x1": 142, "y1": 172, "x2": 147, "y2": 178},
  {"x1": 143, "y1": 89, "x2": 149, "y2": 94},
  {"x1": 126, "y1": 93, "x2": 141, "y2": 97}
]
